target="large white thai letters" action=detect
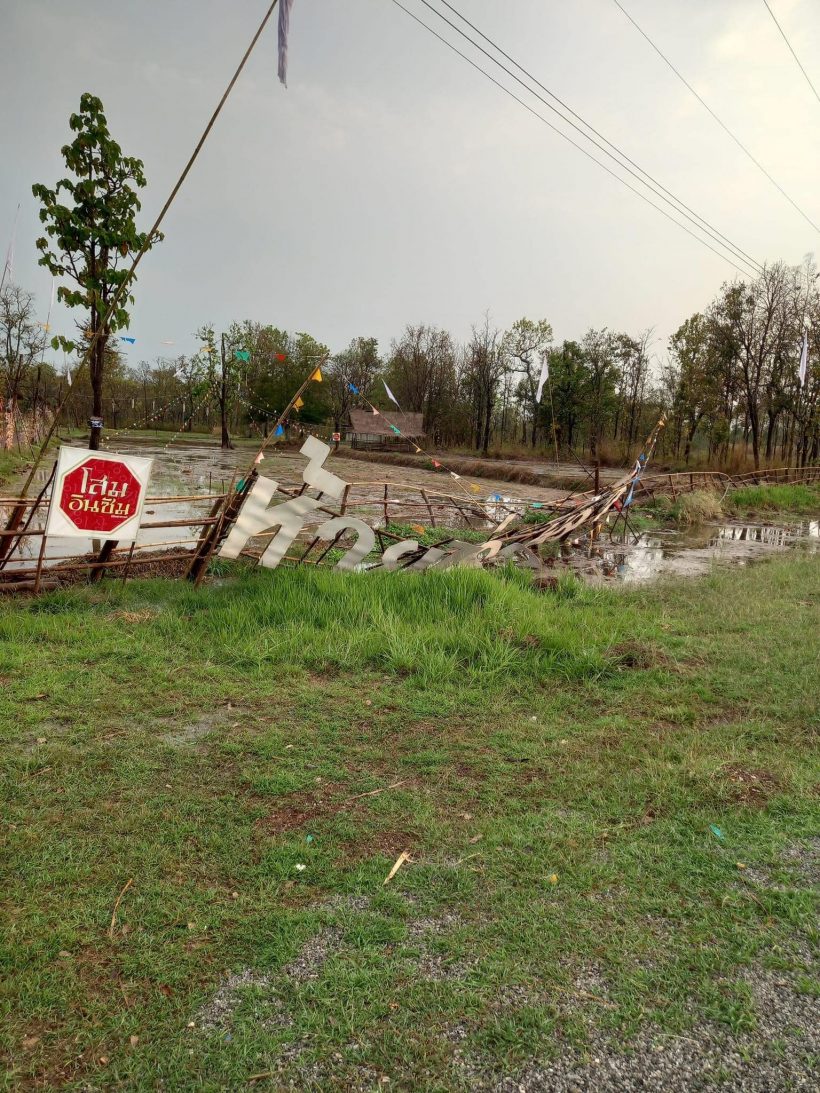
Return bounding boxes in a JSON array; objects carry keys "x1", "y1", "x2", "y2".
[{"x1": 219, "y1": 436, "x2": 500, "y2": 573}]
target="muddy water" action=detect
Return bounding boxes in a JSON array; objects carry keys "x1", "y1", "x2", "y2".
[
  {"x1": 571, "y1": 520, "x2": 820, "y2": 583},
  {"x1": 2, "y1": 438, "x2": 566, "y2": 567}
]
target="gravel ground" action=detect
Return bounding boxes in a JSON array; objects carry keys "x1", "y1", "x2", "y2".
[{"x1": 190, "y1": 844, "x2": 817, "y2": 1090}]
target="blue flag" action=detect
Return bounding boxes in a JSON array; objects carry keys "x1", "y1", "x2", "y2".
[
  {"x1": 275, "y1": 424, "x2": 284, "y2": 437},
  {"x1": 120, "y1": 336, "x2": 136, "y2": 344},
  {"x1": 347, "y1": 382, "x2": 360, "y2": 394}
]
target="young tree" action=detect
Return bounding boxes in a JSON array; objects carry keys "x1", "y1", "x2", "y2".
[{"x1": 32, "y1": 93, "x2": 160, "y2": 450}]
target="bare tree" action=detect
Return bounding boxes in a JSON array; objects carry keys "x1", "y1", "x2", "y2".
[{"x1": 0, "y1": 284, "x2": 47, "y2": 407}]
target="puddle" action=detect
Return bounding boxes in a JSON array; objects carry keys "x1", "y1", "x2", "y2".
[
  {"x1": 574, "y1": 520, "x2": 819, "y2": 582},
  {"x1": 1, "y1": 438, "x2": 564, "y2": 569}
]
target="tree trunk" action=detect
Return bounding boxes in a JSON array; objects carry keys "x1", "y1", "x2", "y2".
[{"x1": 89, "y1": 340, "x2": 104, "y2": 451}]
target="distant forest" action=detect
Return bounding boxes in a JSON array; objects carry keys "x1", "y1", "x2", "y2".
[{"x1": 2, "y1": 258, "x2": 818, "y2": 469}]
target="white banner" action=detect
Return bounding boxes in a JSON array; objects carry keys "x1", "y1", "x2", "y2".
[{"x1": 46, "y1": 446, "x2": 154, "y2": 541}]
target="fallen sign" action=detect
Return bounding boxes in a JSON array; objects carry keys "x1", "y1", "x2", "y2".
[
  {"x1": 219, "y1": 436, "x2": 522, "y2": 572},
  {"x1": 45, "y1": 446, "x2": 154, "y2": 541},
  {"x1": 219, "y1": 420, "x2": 666, "y2": 575}
]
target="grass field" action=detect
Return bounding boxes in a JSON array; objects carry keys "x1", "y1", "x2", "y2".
[{"x1": 1, "y1": 556, "x2": 818, "y2": 1090}]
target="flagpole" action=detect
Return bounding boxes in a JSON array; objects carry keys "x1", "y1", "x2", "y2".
[{"x1": 246, "y1": 355, "x2": 328, "y2": 472}]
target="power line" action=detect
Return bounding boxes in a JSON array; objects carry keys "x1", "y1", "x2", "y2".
[
  {"x1": 388, "y1": 0, "x2": 753, "y2": 277},
  {"x1": 612, "y1": 0, "x2": 820, "y2": 234},
  {"x1": 403, "y1": 0, "x2": 761, "y2": 276},
  {"x1": 431, "y1": 0, "x2": 762, "y2": 274},
  {"x1": 761, "y1": 0, "x2": 820, "y2": 106}
]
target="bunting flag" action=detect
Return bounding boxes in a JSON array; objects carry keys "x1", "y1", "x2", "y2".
[
  {"x1": 278, "y1": 0, "x2": 295, "y2": 87},
  {"x1": 294, "y1": 396, "x2": 304, "y2": 409},
  {"x1": 432, "y1": 460, "x2": 442, "y2": 469},
  {"x1": 390, "y1": 424, "x2": 401, "y2": 435},
  {"x1": 536, "y1": 353, "x2": 549, "y2": 403},
  {"x1": 200, "y1": 344, "x2": 215, "y2": 353},
  {"x1": 450, "y1": 471, "x2": 461, "y2": 480},
  {"x1": 372, "y1": 407, "x2": 380, "y2": 416},
  {"x1": 161, "y1": 340, "x2": 176, "y2": 346},
  {"x1": 798, "y1": 329, "x2": 809, "y2": 387},
  {"x1": 255, "y1": 453, "x2": 265, "y2": 464},
  {"x1": 311, "y1": 367, "x2": 323, "y2": 383},
  {"x1": 276, "y1": 352, "x2": 287, "y2": 361},
  {"x1": 274, "y1": 424, "x2": 284, "y2": 437},
  {"x1": 382, "y1": 379, "x2": 400, "y2": 406},
  {"x1": 413, "y1": 445, "x2": 422, "y2": 453},
  {"x1": 347, "y1": 382, "x2": 360, "y2": 394},
  {"x1": 234, "y1": 349, "x2": 250, "y2": 362},
  {"x1": 65, "y1": 369, "x2": 72, "y2": 386},
  {"x1": 469, "y1": 483, "x2": 481, "y2": 493},
  {"x1": 120, "y1": 336, "x2": 136, "y2": 345}
]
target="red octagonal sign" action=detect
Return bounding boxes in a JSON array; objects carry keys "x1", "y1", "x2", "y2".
[{"x1": 58, "y1": 457, "x2": 143, "y2": 534}]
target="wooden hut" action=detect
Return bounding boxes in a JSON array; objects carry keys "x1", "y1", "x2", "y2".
[{"x1": 347, "y1": 408, "x2": 426, "y2": 452}]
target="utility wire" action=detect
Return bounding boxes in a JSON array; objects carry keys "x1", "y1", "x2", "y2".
[
  {"x1": 612, "y1": 0, "x2": 820, "y2": 234},
  {"x1": 389, "y1": 0, "x2": 755, "y2": 277},
  {"x1": 761, "y1": 0, "x2": 820, "y2": 106},
  {"x1": 432, "y1": 0, "x2": 761, "y2": 274}
]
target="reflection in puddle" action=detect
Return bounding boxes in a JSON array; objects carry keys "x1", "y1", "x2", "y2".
[{"x1": 591, "y1": 521, "x2": 819, "y2": 582}]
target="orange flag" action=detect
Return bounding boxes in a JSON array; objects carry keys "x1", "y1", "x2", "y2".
[{"x1": 311, "y1": 367, "x2": 323, "y2": 383}]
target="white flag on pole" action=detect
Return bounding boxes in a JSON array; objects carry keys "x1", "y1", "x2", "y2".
[
  {"x1": 278, "y1": 0, "x2": 295, "y2": 87},
  {"x1": 798, "y1": 329, "x2": 809, "y2": 387},
  {"x1": 382, "y1": 379, "x2": 400, "y2": 407},
  {"x1": 535, "y1": 353, "x2": 549, "y2": 403}
]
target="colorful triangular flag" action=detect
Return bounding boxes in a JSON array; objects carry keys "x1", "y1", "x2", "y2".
[
  {"x1": 274, "y1": 424, "x2": 284, "y2": 437},
  {"x1": 294, "y1": 396, "x2": 304, "y2": 409},
  {"x1": 311, "y1": 367, "x2": 323, "y2": 382}
]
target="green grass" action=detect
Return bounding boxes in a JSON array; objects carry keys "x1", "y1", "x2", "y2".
[
  {"x1": 1, "y1": 559, "x2": 818, "y2": 1089},
  {"x1": 0, "y1": 448, "x2": 38, "y2": 489},
  {"x1": 726, "y1": 483, "x2": 820, "y2": 517}
]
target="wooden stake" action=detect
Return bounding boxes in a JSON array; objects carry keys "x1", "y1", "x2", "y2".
[{"x1": 32, "y1": 532, "x2": 48, "y2": 595}]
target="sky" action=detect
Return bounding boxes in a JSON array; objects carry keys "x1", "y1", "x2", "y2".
[{"x1": 1, "y1": 0, "x2": 818, "y2": 373}]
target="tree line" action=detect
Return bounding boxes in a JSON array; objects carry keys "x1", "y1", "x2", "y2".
[{"x1": 2, "y1": 93, "x2": 817, "y2": 469}]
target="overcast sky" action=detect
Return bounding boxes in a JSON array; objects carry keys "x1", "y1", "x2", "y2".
[{"x1": 2, "y1": 0, "x2": 818, "y2": 371}]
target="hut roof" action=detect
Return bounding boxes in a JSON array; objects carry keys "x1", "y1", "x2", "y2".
[{"x1": 348, "y1": 408, "x2": 425, "y2": 438}]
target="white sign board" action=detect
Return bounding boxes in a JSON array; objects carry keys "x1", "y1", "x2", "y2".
[{"x1": 46, "y1": 446, "x2": 154, "y2": 541}]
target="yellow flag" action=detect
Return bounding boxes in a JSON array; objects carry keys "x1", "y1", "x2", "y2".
[
  {"x1": 311, "y1": 367, "x2": 323, "y2": 383},
  {"x1": 469, "y1": 483, "x2": 481, "y2": 493},
  {"x1": 294, "y1": 396, "x2": 304, "y2": 409}
]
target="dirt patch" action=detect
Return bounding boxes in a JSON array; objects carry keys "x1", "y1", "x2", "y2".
[
  {"x1": 609, "y1": 640, "x2": 673, "y2": 671},
  {"x1": 160, "y1": 715, "x2": 218, "y2": 750},
  {"x1": 283, "y1": 926, "x2": 344, "y2": 983},
  {"x1": 780, "y1": 837, "x2": 820, "y2": 887},
  {"x1": 193, "y1": 968, "x2": 288, "y2": 1033},
  {"x1": 340, "y1": 830, "x2": 419, "y2": 863},
  {"x1": 720, "y1": 764, "x2": 783, "y2": 806}
]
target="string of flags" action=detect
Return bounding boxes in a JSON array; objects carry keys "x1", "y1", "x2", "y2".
[{"x1": 344, "y1": 380, "x2": 497, "y2": 515}]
